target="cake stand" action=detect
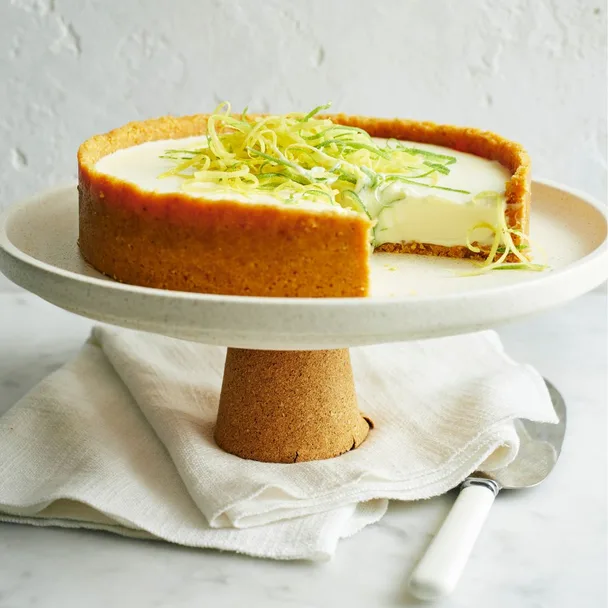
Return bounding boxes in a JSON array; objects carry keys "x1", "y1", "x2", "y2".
[{"x1": 1, "y1": 180, "x2": 606, "y2": 462}]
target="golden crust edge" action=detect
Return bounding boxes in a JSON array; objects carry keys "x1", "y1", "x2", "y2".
[{"x1": 374, "y1": 241, "x2": 520, "y2": 263}]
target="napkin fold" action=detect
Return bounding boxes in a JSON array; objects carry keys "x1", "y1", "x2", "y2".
[{"x1": 0, "y1": 327, "x2": 557, "y2": 560}]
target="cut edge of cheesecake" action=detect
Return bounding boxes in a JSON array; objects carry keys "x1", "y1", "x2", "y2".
[
  {"x1": 328, "y1": 114, "x2": 531, "y2": 260},
  {"x1": 77, "y1": 113, "x2": 531, "y2": 297}
]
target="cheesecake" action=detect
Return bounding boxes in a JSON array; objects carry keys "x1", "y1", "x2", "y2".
[{"x1": 78, "y1": 104, "x2": 534, "y2": 297}]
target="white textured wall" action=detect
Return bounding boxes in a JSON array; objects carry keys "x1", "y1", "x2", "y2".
[{"x1": 0, "y1": 0, "x2": 606, "y2": 291}]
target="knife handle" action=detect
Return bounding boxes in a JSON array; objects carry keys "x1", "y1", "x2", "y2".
[{"x1": 408, "y1": 478, "x2": 500, "y2": 600}]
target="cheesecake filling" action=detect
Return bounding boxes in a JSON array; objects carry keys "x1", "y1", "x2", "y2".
[
  {"x1": 370, "y1": 190, "x2": 501, "y2": 248},
  {"x1": 358, "y1": 140, "x2": 508, "y2": 248},
  {"x1": 96, "y1": 136, "x2": 508, "y2": 249}
]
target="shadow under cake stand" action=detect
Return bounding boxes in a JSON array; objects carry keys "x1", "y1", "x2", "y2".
[{"x1": 1, "y1": 180, "x2": 606, "y2": 463}]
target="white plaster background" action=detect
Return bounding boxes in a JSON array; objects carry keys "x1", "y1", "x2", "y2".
[{"x1": 0, "y1": 0, "x2": 606, "y2": 292}]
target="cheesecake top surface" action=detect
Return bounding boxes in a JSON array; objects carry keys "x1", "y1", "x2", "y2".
[
  {"x1": 92, "y1": 103, "x2": 511, "y2": 219},
  {"x1": 95, "y1": 134, "x2": 510, "y2": 210}
]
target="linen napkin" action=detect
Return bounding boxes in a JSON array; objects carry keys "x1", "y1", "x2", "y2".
[{"x1": 0, "y1": 327, "x2": 557, "y2": 560}]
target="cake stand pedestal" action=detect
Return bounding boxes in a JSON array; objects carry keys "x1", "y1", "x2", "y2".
[
  {"x1": 0, "y1": 180, "x2": 606, "y2": 462},
  {"x1": 216, "y1": 348, "x2": 371, "y2": 462}
]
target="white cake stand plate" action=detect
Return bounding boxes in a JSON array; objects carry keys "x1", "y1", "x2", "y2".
[
  {"x1": 1, "y1": 180, "x2": 605, "y2": 349},
  {"x1": 1, "y1": 180, "x2": 606, "y2": 462}
]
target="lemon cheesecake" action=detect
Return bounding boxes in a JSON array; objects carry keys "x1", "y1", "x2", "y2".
[{"x1": 78, "y1": 104, "x2": 533, "y2": 297}]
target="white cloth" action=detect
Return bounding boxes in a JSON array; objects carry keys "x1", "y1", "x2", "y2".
[{"x1": 0, "y1": 327, "x2": 557, "y2": 560}]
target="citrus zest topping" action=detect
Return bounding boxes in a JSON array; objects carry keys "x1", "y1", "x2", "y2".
[{"x1": 159, "y1": 101, "x2": 467, "y2": 212}]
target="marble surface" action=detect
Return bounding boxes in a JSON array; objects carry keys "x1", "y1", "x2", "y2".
[{"x1": 0, "y1": 290, "x2": 606, "y2": 608}]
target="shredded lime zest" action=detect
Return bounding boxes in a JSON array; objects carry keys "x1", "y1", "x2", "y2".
[
  {"x1": 462, "y1": 191, "x2": 548, "y2": 274},
  {"x1": 159, "y1": 101, "x2": 468, "y2": 213}
]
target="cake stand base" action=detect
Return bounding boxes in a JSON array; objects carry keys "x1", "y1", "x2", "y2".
[{"x1": 214, "y1": 348, "x2": 372, "y2": 463}]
